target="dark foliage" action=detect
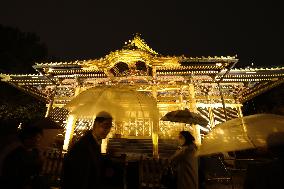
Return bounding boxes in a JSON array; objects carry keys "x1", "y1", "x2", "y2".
[
  {"x1": 0, "y1": 25, "x2": 47, "y2": 127},
  {"x1": 0, "y1": 82, "x2": 46, "y2": 126},
  {"x1": 0, "y1": 24, "x2": 47, "y2": 73}
]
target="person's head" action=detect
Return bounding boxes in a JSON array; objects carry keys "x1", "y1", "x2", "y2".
[
  {"x1": 18, "y1": 124, "x2": 43, "y2": 149},
  {"x1": 92, "y1": 111, "x2": 113, "y2": 140},
  {"x1": 178, "y1": 131, "x2": 195, "y2": 146}
]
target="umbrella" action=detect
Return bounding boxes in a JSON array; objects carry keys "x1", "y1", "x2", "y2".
[
  {"x1": 161, "y1": 108, "x2": 208, "y2": 127},
  {"x1": 64, "y1": 86, "x2": 159, "y2": 121},
  {"x1": 198, "y1": 114, "x2": 284, "y2": 156}
]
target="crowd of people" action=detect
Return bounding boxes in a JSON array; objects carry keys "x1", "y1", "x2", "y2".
[
  {"x1": 0, "y1": 111, "x2": 198, "y2": 189},
  {"x1": 1, "y1": 111, "x2": 284, "y2": 189}
]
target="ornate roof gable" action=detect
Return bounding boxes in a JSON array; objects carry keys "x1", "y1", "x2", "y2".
[{"x1": 123, "y1": 34, "x2": 158, "y2": 55}]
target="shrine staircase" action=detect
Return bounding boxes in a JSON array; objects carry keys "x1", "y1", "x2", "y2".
[{"x1": 107, "y1": 138, "x2": 178, "y2": 159}]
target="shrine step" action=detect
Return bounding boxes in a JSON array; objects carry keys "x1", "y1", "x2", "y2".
[
  {"x1": 107, "y1": 138, "x2": 178, "y2": 158},
  {"x1": 108, "y1": 138, "x2": 152, "y2": 158},
  {"x1": 159, "y1": 139, "x2": 178, "y2": 158}
]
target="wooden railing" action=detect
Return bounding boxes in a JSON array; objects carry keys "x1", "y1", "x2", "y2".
[
  {"x1": 139, "y1": 157, "x2": 168, "y2": 189},
  {"x1": 41, "y1": 149, "x2": 64, "y2": 188}
]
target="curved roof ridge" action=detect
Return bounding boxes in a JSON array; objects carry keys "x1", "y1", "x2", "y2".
[{"x1": 124, "y1": 34, "x2": 158, "y2": 55}]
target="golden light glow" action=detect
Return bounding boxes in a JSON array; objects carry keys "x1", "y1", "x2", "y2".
[
  {"x1": 1, "y1": 34, "x2": 283, "y2": 156},
  {"x1": 152, "y1": 132, "x2": 159, "y2": 158},
  {"x1": 63, "y1": 114, "x2": 75, "y2": 151},
  {"x1": 152, "y1": 133, "x2": 158, "y2": 146},
  {"x1": 101, "y1": 139, "x2": 107, "y2": 153}
]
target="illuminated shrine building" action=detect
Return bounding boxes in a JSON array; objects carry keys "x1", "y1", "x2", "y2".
[{"x1": 1, "y1": 35, "x2": 284, "y2": 156}]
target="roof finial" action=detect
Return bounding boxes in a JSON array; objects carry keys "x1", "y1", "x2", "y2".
[{"x1": 125, "y1": 34, "x2": 158, "y2": 55}]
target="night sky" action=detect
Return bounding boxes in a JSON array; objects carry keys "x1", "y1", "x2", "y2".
[{"x1": 1, "y1": 0, "x2": 283, "y2": 67}]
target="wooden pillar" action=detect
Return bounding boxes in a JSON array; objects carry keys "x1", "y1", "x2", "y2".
[
  {"x1": 237, "y1": 105, "x2": 243, "y2": 118},
  {"x1": 74, "y1": 86, "x2": 81, "y2": 96},
  {"x1": 45, "y1": 87, "x2": 56, "y2": 117},
  {"x1": 75, "y1": 77, "x2": 83, "y2": 97},
  {"x1": 179, "y1": 87, "x2": 186, "y2": 130},
  {"x1": 234, "y1": 98, "x2": 243, "y2": 118},
  {"x1": 152, "y1": 122, "x2": 159, "y2": 159},
  {"x1": 151, "y1": 83, "x2": 159, "y2": 158},
  {"x1": 45, "y1": 98, "x2": 54, "y2": 117},
  {"x1": 152, "y1": 66, "x2": 157, "y2": 79},
  {"x1": 218, "y1": 83, "x2": 228, "y2": 121},
  {"x1": 208, "y1": 107, "x2": 215, "y2": 129},
  {"x1": 63, "y1": 114, "x2": 77, "y2": 151},
  {"x1": 188, "y1": 84, "x2": 201, "y2": 145},
  {"x1": 179, "y1": 89, "x2": 184, "y2": 109},
  {"x1": 206, "y1": 95, "x2": 215, "y2": 129}
]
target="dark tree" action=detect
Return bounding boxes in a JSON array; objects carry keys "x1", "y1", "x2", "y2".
[
  {"x1": 0, "y1": 25, "x2": 47, "y2": 127},
  {"x1": 0, "y1": 25, "x2": 47, "y2": 73}
]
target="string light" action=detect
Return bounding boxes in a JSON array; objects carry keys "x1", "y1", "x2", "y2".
[{"x1": 0, "y1": 35, "x2": 283, "y2": 148}]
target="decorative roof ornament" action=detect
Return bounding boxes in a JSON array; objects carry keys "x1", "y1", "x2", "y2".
[
  {"x1": 0, "y1": 74, "x2": 11, "y2": 81},
  {"x1": 124, "y1": 33, "x2": 158, "y2": 55}
]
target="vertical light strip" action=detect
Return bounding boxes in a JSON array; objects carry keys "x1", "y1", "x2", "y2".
[
  {"x1": 101, "y1": 139, "x2": 107, "y2": 154},
  {"x1": 63, "y1": 115, "x2": 75, "y2": 151}
]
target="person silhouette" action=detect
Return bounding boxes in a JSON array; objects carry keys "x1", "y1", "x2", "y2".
[
  {"x1": 61, "y1": 111, "x2": 114, "y2": 189},
  {"x1": 169, "y1": 131, "x2": 198, "y2": 189},
  {"x1": 1, "y1": 122, "x2": 44, "y2": 189}
]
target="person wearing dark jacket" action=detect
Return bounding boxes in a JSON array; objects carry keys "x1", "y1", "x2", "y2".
[
  {"x1": 0, "y1": 123, "x2": 44, "y2": 189},
  {"x1": 170, "y1": 131, "x2": 198, "y2": 189},
  {"x1": 61, "y1": 111, "x2": 113, "y2": 189}
]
